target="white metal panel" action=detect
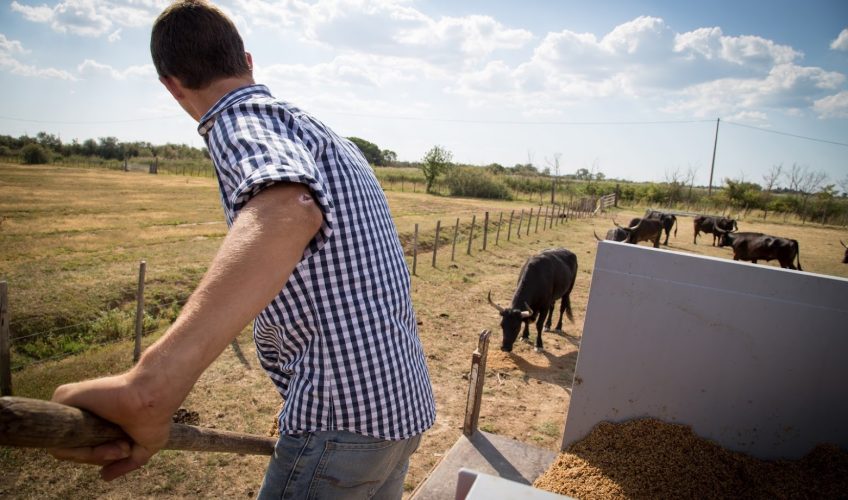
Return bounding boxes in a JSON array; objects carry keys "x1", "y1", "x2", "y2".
[{"x1": 562, "y1": 241, "x2": 848, "y2": 459}]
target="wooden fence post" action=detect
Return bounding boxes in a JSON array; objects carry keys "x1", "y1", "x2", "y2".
[
  {"x1": 463, "y1": 330, "x2": 491, "y2": 436},
  {"x1": 507, "y1": 210, "x2": 514, "y2": 242},
  {"x1": 466, "y1": 215, "x2": 476, "y2": 255},
  {"x1": 544, "y1": 206, "x2": 550, "y2": 230},
  {"x1": 535, "y1": 207, "x2": 541, "y2": 233},
  {"x1": 432, "y1": 220, "x2": 441, "y2": 268},
  {"x1": 526, "y1": 208, "x2": 532, "y2": 236},
  {"x1": 412, "y1": 224, "x2": 419, "y2": 275},
  {"x1": 451, "y1": 218, "x2": 460, "y2": 261},
  {"x1": 133, "y1": 261, "x2": 147, "y2": 364},
  {"x1": 517, "y1": 209, "x2": 524, "y2": 239},
  {"x1": 482, "y1": 212, "x2": 489, "y2": 251},
  {"x1": 1, "y1": 281, "x2": 10, "y2": 396},
  {"x1": 495, "y1": 212, "x2": 503, "y2": 246}
]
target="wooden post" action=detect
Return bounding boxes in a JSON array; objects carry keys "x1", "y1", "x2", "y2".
[
  {"x1": 451, "y1": 218, "x2": 460, "y2": 261},
  {"x1": 466, "y1": 215, "x2": 476, "y2": 255},
  {"x1": 527, "y1": 207, "x2": 532, "y2": 236},
  {"x1": 544, "y1": 206, "x2": 550, "y2": 230},
  {"x1": 507, "y1": 210, "x2": 514, "y2": 242},
  {"x1": 1, "y1": 281, "x2": 10, "y2": 396},
  {"x1": 463, "y1": 330, "x2": 491, "y2": 436},
  {"x1": 432, "y1": 220, "x2": 441, "y2": 268},
  {"x1": 495, "y1": 212, "x2": 503, "y2": 246},
  {"x1": 482, "y1": 212, "x2": 489, "y2": 251},
  {"x1": 517, "y1": 209, "x2": 524, "y2": 239},
  {"x1": 412, "y1": 224, "x2": 419, "y2": 275},
  {"x1": 133, "y1": 261, "x2": 147, "y2": 364},
  {"x1": 535, "y1": 207, "x2": 541, "y2": 233}
]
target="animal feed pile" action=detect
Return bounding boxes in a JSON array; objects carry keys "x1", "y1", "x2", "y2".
[{"x1": 533, "y1": 418, "x2": 848, "y2": 499}]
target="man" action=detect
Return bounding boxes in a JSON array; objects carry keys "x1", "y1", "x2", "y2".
[{"x1": 49, "y1": 1, "x2": 436, "y2": 498}]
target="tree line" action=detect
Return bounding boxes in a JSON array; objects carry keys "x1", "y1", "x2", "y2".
[{"x1": 4, "y1": 131, "x2": 846, "y2": 225}]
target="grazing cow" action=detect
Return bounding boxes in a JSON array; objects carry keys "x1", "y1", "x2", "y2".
[
  {"x1": 645, "y1": 211, "x2": 678, "y2": 246},
  {"x1": 715, "y1": 230, "x2": 802, "y2": 270},
  {"x1": 487, "y1": 248, "x2": 578, "y2": 352},
  {"x1": 593, "y1": 227, "x2": 628, "y2": 242},
  {"x1": 841, "y1": 240, "x2": 847, "y2": 264},
  {"x1": 693, "y1": 215, "x2": 738, "y2": 246},
  {"x1": 612, "y1": 217, "x2": 662, "y2": 248}
]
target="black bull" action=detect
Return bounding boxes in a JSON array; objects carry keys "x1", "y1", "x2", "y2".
[
  {"x1": 693, "y1": 215, "x2": 738, "y2": 246},
  {"x1": 611, "y1": 217, "x2": 663, "y2": 248},
  {"x1": 645, "y1": 211, "x2": 677, "y2": 245},
  {"x1": 842, "y1": 240, "x2": 848, "y2": 264},
  {"x1": 487, "y1": 248, "x2": 578, "y2": 352},
  {"x1": 716, "y1": 230, "x2": 802, "y2": 270}
]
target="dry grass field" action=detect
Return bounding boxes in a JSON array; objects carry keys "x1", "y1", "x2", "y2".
[{"x1": 1, "y1": 163, "x2": 846, "y2": 498}]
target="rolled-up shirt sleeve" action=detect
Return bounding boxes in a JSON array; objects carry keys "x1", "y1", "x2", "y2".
[{"x1": 209, "y1": 107, "x2": 334, "y2": 259}]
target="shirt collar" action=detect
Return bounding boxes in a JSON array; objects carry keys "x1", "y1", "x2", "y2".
[{"x1": 197, "y1": 84, "x2": 273, "y2": 137}]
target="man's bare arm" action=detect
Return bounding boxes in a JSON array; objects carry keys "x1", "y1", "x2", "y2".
[{"x1": 50, "y1": 183, "x2": 323, "y2": 480}]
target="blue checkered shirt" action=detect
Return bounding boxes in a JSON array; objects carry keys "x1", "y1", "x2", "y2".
[{"x1": 198, "y1": 84, "x2": 435, "y2": 440}]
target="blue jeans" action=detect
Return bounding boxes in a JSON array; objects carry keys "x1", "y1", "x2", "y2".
[{"x1": 257, "y1": 430, "x2": 423, "y2": 500}]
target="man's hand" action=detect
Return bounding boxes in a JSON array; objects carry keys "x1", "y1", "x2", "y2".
[{"x1": 48, "y1": 372, "x2": 173, "y2": 481}]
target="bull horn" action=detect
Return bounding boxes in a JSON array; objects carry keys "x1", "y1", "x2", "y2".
[
  {"x1": 612, "y1": 217, "x2": 627, "y2": 229},
  {"x1": 520, "y1": 303, "x2": 533, "y2": 319},
  {"x1": 487, "y1": 291, "x2": 505, "y2": 313},
  {"x1": 842, "y1": 240, "x2": 847, "y2": 249},
  {"x1": 593, "y1": 229, "x2": 603, "y2": 241}
]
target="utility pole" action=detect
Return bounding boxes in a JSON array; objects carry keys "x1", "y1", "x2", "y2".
[{"x1": 708, "y1": 117, "x2": 720, "y2": 196}]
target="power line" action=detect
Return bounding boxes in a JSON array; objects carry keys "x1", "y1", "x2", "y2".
[
  {"x1": 723, "y1": 120, "x2": 848, "y2": 148},
  {"x1": 324, "y1": 111, "x2": 714, "y2": 127},
  {"x1": 0, "y1": 114, "x2": 184, "y2": 125}
]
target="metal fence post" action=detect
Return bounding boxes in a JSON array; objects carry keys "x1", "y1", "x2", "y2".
[{"x1": 133, "y1": 261, "x2": 147, "y2": 364}]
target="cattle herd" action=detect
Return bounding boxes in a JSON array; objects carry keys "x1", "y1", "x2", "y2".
[{"x1": 491, "y1": 210, "x2": 846, "y2": 353}]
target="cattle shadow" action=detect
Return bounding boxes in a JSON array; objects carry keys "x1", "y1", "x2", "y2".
[{"x1": 505, "y1": 348, "x2": 579, "y2": 391}]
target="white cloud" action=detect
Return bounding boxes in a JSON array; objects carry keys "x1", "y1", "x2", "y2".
[
  {"x1": 831, "y1": 28, "x2": 848, "y2": 51},
  {"x1": 0, "y1": 34, "x2": 29, "y2": 54},
  {"x1": 814, "y1": 91, "x2": 848, "y2": 118},
  {"x1": 0, "y1": 54, "x2": 77, "y2": 80},
  {"x1": 108, "y1": 28, "x2": 121, "y2": 42},
  {"x1": 0, "y1": 34, "x2": 76, "y2": 80},
  {"x1": 448, "y1": 16, "x2": 844, "y2": 122},
  {"x1": 11, "y1": 0, "x2": 158, "y2": 37},
  {"x1": 77, "y1": 59, "x2": 155, "y2": 80},
  {"x1": 239, "y1": 0, "x2": 531, "y2": 67}
]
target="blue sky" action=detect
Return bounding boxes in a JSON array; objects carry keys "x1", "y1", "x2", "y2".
[{"x1": 1, "y1": 0, "x2": 846, "y2": 190}]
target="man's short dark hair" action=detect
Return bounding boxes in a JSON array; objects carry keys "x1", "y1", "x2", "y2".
[{"x1": 151, "y1": 0, "x2": 251, "y2": 90}]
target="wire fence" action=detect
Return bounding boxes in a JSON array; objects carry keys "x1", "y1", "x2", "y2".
[{"x1": 0, "y1": 192, "x2": 610, "y2": 395}]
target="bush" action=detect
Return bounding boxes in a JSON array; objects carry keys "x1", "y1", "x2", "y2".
[
  {"x1": 445, "y1": 167, "x2": 511, "y2": 199},
  {"x1": 21, "y1": 143, "x2": 51, "y2": 164}
]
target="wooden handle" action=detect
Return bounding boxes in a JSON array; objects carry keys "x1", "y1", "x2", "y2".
[{"x1": 0, "y1": 397, "x2": 276, "y2": 455}]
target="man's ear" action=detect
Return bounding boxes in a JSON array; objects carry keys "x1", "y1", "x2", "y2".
[
  {"x1": 245, "y1": 52, "x2": 253, "y2": 73},
  {"x1": 159, "y1": 75, "x2": 185, "y2": 100}
]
